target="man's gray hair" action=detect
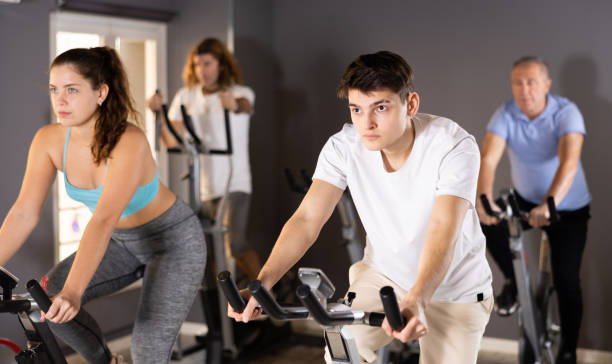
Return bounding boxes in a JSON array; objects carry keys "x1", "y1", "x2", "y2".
[{"x1": 512, "y1": 56, "x2": 550, "y2": 79}]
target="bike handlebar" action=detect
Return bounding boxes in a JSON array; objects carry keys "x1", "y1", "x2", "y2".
[
  {"x1": 218, "y1": 271, "x2": 246, "y2": 313},
  {"x1": 379, "y1": 286, "x2": 405, "y2": 331},
  {"x1": 546, "y1": 196, "x2": 560, "y2": 223},
  {"x1": 479, "y1": 195, "x2": 501, "y2": 218},
  {"x1": 480, "y1": 192, "x2": 560, "y2": 223},
  {"x1": 218, "y1": 271, "x2": 387, "y2": 327},
  {"x1": 296, "y1": 284, "x2": 357, "y2": 326},
  {"x1": 26, "y1": 280, "x2": 52, "y2": 313},
  {"x1": 248, "y1": 280, "x2": 309, "y2": 320}
]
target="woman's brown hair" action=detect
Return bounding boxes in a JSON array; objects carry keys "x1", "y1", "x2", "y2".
[
  {"x1": 182, "y1": 38, "x2": 243, "y2": 89},
  {"x1": 51, "y1": 46, "x2": 140, "y2": 165}
]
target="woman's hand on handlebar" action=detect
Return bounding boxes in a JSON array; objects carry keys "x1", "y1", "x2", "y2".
[
  {"x1": 528, "y1": 203, "x2": 550, "y2": 228},
  {"x1": 218, "y1": 91, "x2": 238, "y2": 112},
  {"x1": 147, "y1": 92, "x2": 164, "y2": 112},
  {"x1": 227, "y1": 289, "x2": 262, "y2": 323},
  {"x1": 43, "y1": 289, "x2": 81, "y2": 324},
  {"x1": 476, "y1": 196, "x2": 501, "y2": 225},
  {"x1": 381, "y1": 294, "x2": 428, "y2": 343}
]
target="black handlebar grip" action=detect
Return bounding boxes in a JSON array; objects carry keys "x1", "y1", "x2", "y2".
[
  {"x1": 180, "y1": 105, "x2": 202, "y2": 145},
  {"x1": 380, "y1": 286, "x2": 405, "y2": 331},
  {"x1": 368, "y1": 312, "x2": 385, "y2": 327},
  {"x1": 248, "y1": 280, "x2": 278, "y2": 316},
  {"x1": 26, "y1": 280, "x2": 52, "y2": 312},
  {"x1": 507, "y1": 192, "x2": 521, "y2": 217},
  {"x1": 479, "y1": 194, "x2": 497, "y2": 217},
  {"x1": 161, "y1": 104, "x2": 184, "y2": 145},
  {"x1": 224, "y1": 109, "x2": 233, "y2": 154},
  {"x1": 546, "y1": 197, "x2": 560, "y2": 224},
  {"x1": 218, "y1": 271, "x2": 245, "y2": 313},
  {"x1": 296, "y1": 284, "x2": 333, "y2": 325}
]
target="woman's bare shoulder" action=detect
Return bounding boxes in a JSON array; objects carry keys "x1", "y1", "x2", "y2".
[
  {"x1": 114, "y1": 124, "x2": 152, "y2": 156},
  {"x1": 32, "y1": 123, "x2": 67, "y2": 146}
]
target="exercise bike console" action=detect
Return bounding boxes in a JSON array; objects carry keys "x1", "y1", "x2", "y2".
[{"x1": 297, "y1": 267, "x2": 335, "y2": 302}]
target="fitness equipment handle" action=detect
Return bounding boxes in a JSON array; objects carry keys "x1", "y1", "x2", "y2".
[
  {"x1": 217, "y1": 271, "x2": 246, "y2": 313},
  {"x1": 180, "y1": 105, "x2": 202, "y2": 146},
  {"x1": 380, "y1": 286, "x2": 406, "y2": 331},
  {"x1": 248, "y1": 280, "x2": 309, "y2": 320},
  {"x1": 547, "y1": 196, "x2": 560, "y2": 223},
  {"x1": 26, "y1": 280, "x2": 52, "y2": 312},
  {"x1": 160, "y1": 104, "x2": 184, "y2": 146},
  {"x1": 178, "y1": 106, "x2": 233, "y2": 155},
  {"x1": 367, "y1": 312, "x2": 385, "y2": 327},
  {"x1": 507, "y1": 192, "x2": 521, "y2": 217},
  {"x1": 479, "y1": 194, "x2": 502, "y2": 218},
  {"x1": 296, "y1": 284, "x2": 356, "y2": 326},
  {"x1": 209, "y1": 109, "x2": 233, "y2": 155}
]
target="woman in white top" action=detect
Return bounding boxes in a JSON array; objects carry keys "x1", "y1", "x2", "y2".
[{"x1": 148, "y1": 38, "x2": 261, "y2": 280}]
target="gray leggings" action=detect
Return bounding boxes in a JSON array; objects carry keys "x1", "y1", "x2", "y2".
[{"x1": 46, "y1": 199, "x2": 206, "y2": 364}]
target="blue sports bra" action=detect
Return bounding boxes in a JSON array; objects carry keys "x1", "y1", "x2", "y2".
[{"x1": 63, "y1": 127, "x2": 159, "y2": 218}]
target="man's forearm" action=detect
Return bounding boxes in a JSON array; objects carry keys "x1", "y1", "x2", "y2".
[
  {"x1": 546, "y1": 161, "x2": 578, "y2": 205},
  {"x1": 477, "y1": 159, "x2": 497, "y2": 198},
  {"x1": 410, "y1": 196, "x2": 468, "y2": 304},
  {"x1": 411, "y1": 225, "x2": 457, "y2": 304},
  {"x1": 258, "y1": 215, "x2": 319, "y2": 289}
]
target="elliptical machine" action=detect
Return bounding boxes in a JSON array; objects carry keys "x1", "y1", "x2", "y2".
[{"x1": 158, "y1": 103, "x2": 239, "y2": 362}]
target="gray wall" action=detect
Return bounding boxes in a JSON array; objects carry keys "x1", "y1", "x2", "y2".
[
  {"x1": 0, "y1": 0, "x2": 229, "y2": 346},
  {"x1": 235, "y1": 0, "x2": 612, "y2": 351},
  {"x1": 2, "y1": 0, "x2": 611, "y2": 354}
]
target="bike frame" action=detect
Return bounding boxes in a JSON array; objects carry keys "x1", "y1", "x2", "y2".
[{"x1": 482, "y1": 190, "x2": 557, "y2": 364}]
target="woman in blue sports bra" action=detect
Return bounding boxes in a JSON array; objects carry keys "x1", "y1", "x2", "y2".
[{"x1": 0, "y1": 47, "x2": 206, "y2": 364}]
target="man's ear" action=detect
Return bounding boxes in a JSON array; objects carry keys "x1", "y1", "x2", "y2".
[{"x1": 406, "y1": 92, "x2": 420, "y2": 117}]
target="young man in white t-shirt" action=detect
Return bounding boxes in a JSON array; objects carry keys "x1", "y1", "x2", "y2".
[{"x1": 229, "y1": 51, "x2": 493, "y2": 363}]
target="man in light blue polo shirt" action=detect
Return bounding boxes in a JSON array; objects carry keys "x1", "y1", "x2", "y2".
[{"x1": 476, "y1": 56, "x2": 591, "y2": 364}]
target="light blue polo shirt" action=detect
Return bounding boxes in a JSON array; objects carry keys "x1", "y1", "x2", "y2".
[{"x1": 487, "y1": 94, "x2": 591, "y2": 211}]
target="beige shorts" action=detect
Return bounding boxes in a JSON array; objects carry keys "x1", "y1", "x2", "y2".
[{"x1": 325, "y1": 261, "x2": 493, "y2": 364}]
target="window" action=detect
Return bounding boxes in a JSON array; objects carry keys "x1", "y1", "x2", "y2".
[{"x1": 50, "y1": 11, "x2": 167, "y2": 262}]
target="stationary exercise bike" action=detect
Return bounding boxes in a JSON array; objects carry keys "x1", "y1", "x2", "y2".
[
  {"x1": 283, "y1": 170, "x2": 420, "y2": 363},
  {"x1": 0, "y1": 266, "x2": 66, "y2": 363},
  {"x1": 218, "y1": 269, "x2": 408, "y2": 364},
  {"x1": 480, "y1": 190, "x2": 561, "y2": 364}
]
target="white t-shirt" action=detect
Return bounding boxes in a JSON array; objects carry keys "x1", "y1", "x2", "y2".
[
  {"x1": 168, "y1": 84, "x2": 254, "y2": 200},
  {"x1": 312, "y1": 113, "x2": 492, "y2": 303}
]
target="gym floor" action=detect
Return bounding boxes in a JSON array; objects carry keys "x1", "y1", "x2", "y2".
[
  {"x1": 65, "y1": 321, "x2": 607, "y2": 364},
  {"x1": 67, "y1": 342, "x2": 516, "y2": 364}
]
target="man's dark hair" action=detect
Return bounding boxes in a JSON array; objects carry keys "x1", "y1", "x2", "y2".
[
  {"x1": 337, "y1": 51, "x2": 415, "y2": 102},
  {"x1": 512, "y1": 55, "x2": 550, "y2": 79}
]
